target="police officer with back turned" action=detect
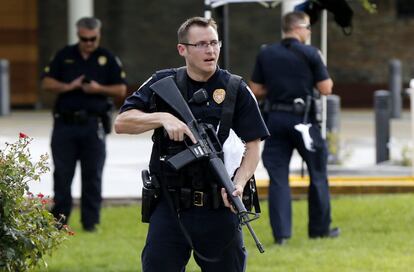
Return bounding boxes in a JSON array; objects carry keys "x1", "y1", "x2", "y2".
[
  {"x1": 115, "y1": 17, "x2": 268, "y2": 271},
  {"x1": 250, "y1": 11, "x2": 339, "y2": 245},
  {"x1": 41, "y1": 17, "x2": 127, "y2": 232}
]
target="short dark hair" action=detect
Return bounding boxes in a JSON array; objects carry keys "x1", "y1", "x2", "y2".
[
  {"x1": 282, "y1": 11, "x2": 308, "y2": 33},
  {"x1": 177, "y1": 17, "x2": 218, "y2": 43},
  {"x1": 76, "y1": 17, "x2": 102, "y2": 30}
]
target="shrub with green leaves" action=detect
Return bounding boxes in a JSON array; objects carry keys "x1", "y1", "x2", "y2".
[{"x1": 0, "y1": 133, "x2": 73, "y2": 271}]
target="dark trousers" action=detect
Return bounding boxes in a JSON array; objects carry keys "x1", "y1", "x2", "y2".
[
  {"x1": 142, "y1": 200, "x2": 247, "y2": 272},
  {"x1": 262, "y1": 111, "x2": 331, "y2": 239},
  {"x1": 51, "y1": 118, "x2": 106, "y2": 228}
]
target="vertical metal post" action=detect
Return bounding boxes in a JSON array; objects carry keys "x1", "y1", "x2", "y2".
[
  {"x1": 410, "y1": 84, "x2": 414, "y2": 176},
  {"x1": 374, "y1": 90, "x2": 391, "y2": 163},
  {"x1": 326, "y1": 95, "x2": 340, "y2": 164},
  {"x1": 216, "y1": 4, "x2": 229, "y2": 69},
  {"x1": 320, "y1": 9, "x2": 328, "y2": 139},
  {"x1": 0, "y1": 59, "x2": 10, "y2": 116},
  {"x1": 389, "y1": 59, "x2": 402, "y2": 119},
  {"x1": 204, "y1": 0, "x2": 212, "y2": 19}
]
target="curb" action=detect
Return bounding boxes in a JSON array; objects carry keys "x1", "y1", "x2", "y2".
[{"x1": 256, "y1": 176, "x2": 414, "y2": 198}]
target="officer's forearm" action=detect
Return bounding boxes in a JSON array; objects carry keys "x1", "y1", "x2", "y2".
[
  {"x1": 233, "y1": 139, "x2": 261, "y2": 189},
  {"x1": 41, "y1": 77, "x2": 72, "y2": 93},
  {"x1": 114, "y1": 109, "x2": 166, "y2": 135},
  {"x1": 316, "y1": 78, "x2": 333, "y2": 96}
]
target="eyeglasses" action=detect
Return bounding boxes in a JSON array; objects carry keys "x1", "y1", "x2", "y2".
[
  {"x1": 297, "y1": 23, "x2": 311, "y2": 30},
  {"x1": 181, "y1": 40, "x2": 222, "y2": 50},
  {"x1": 79, "y1": 36, "x2": 97, "y2": 43}
]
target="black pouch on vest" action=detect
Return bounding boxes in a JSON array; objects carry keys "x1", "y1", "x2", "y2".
[
  {"x1": 180, "y1": 188, "x2": 192, "y2": 209},
  {"x1": 141, "y1": 170, "x2": 160, "y2": 223},
  {"x1": 293, "y1": 99, "x2": 306, "y2": 115},
  {"x1": 101, "y1": 102, "x2": 113, "y2": 134},
  {"x1": 210, "y1": 183, "x2": 220, "y2": 209}
]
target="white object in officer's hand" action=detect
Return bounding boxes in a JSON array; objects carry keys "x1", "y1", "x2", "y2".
[
  {"x1": 294, "y1": 123, "x2": 315, "y2": 152},
  {"x1": 222, "y1": 129, "x2": 245, "y2": 178}
]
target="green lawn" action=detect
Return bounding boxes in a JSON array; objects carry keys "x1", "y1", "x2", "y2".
[{"x1": 33, "y1": 194, "x2": 414, "y2": 272}]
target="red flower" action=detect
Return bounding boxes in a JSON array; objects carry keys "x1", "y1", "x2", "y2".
[
  {"x1": 37, "y1": 193, "x2": 44, "y2": 199},
  {"x1": 19, "y1": 132, "x2": 28, "y2": 138},
  {"x1": 41, "y1": 199, "x2": 48, "y2": 205}
]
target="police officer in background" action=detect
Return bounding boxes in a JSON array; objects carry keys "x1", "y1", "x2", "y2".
[
  {"x1": 115, "y1": 17, "x2": 268, "y2": 271},
  {"x1": 41, "y1": 17, "x2": 127, "y2": 232},
  {"x1": 250, "y1": 11, "x2": 339, "y2": 245}
]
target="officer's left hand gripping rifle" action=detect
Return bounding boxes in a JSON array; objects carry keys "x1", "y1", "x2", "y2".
[{"x1": 150, "y1": 76, "x2": 265, "y2": 253}]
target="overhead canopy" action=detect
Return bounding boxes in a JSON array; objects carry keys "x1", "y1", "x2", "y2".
[{"x1": 206, "y1": 0, "x2": 282, "y2": 10}]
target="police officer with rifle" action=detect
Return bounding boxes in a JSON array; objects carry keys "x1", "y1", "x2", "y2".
[{"x1": 115, "y1": 17, "x2": 269, "y2": 272}]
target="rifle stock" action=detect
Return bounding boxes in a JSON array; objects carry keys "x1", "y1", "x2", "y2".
[{"x1": 150, "y1": 76, "x2": 265, "y2": 253}]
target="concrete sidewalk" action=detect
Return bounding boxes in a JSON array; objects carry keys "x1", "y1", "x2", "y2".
[{"x1": 1, "y1": 109, "x2": 413, "y2": 199}]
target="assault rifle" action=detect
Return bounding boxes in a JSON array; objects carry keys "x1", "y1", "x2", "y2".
[{"x1": 150, "y1": 76, "x2": 265, "y2": 253}]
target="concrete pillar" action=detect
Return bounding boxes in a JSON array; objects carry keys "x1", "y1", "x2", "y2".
[
  {"x1": 374, "y1": 90, "x2": 391, "y2": 163},
  {"x1": 0, "y1": 59, "x2": 10, "y2": 116},
  {"x1": 68, "y1": 0, "x2": 94, "y2": 44}
]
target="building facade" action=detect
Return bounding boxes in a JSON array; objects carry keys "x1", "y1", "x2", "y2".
[{"x1": 1, "y1": 0, "x2": 413, "y2": 108}]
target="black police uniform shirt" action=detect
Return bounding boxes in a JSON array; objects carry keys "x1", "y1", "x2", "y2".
[
  {"x1": 42, "y1": 44, "x2": 127, "y2": 114},
  {"x1": 251, "y1": 38, "x2": 330, "y2": 104},
  {"x1": 120, "y1": 68, "x2": 269, "y2": 170}
]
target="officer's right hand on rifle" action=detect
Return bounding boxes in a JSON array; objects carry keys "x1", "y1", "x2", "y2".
[
  {"x1": 221, "y1": 185, "x2": 243, "y2": 214},
  {"x1": 161, "y1": 113, "x2": 196, "y2": 143}
]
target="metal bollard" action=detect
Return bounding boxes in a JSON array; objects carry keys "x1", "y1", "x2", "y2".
[
  {"x1": 389, "y1": 59, "x2": 402, "y2": 119},
  {"x1": 0, "y1": 59, "x2": 10, "y2": 116},
  {"x1": 326, "y1": 95, "x2": 341, "y2": 164},
  {"x1": 374, "y1": 90, "x2": 391, "y2": 163}
]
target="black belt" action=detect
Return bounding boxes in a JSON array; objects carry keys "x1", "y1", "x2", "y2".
[
  {"x1": 54, "y1": 110, "x2": 101, "y2": 124},
  {"x1": 270, "y1": 102, "x2": 305, "y2": 115},
  {"x1": 166, "y1": 187, "x2": 222, "y2": 210},
  {"x1": 270, "y1": 103, "x2": 295, "y2": 112}
]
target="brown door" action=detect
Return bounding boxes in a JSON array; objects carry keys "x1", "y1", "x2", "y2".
[{"x1": 0, "y1": 0, "x2": 38, "y2": 107}]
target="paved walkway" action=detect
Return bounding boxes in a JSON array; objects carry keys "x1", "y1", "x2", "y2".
[{"x1": 1, "y1": 109, "x2": 413, "y2": 199}]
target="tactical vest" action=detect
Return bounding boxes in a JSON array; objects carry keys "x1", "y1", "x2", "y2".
[
  {"x1": 148, "y1": 67, "x2": 241, "y2": 188},
  {"x1": 148, "y1": 67, "x2": 260, "y2": 212}
]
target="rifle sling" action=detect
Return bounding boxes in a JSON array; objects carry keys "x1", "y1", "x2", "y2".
[
  {"x1": 175, "y1": 66, "x2": 188, "y2": 100},
  {"x1": 217, "y1": 74, "x2": 241, "y2": 144}
]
